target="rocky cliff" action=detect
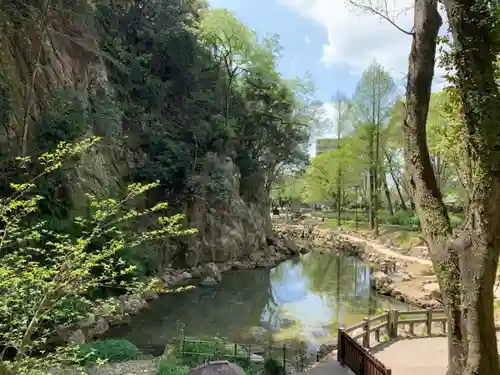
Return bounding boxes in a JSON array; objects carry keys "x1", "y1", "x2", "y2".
[{"x1": 0, "y1": 1, "x2": 306, "y2": 275}]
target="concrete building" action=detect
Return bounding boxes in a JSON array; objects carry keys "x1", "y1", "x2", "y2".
[{"x1": 315, "y1": 137, "x2": 340, "y2": 156}]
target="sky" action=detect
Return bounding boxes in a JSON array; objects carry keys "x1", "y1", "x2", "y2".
[{"x1": 208, "y1": 0, "x2": 448, "y2": 153}]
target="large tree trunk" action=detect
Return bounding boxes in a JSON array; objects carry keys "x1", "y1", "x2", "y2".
[
  {"x1": 404, "y1": 0, "x2": 500, "y2": 375},
  {"x1": 442, "y1": 0, "x2": 500, "y2": 373},
  {"x1": 403, "y1": 1, "x2": 464, "y2": 374}
]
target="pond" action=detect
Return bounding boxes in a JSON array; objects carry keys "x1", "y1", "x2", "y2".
[{"x1": 107, "y1": 251, "x2": 409, "y2": 354}]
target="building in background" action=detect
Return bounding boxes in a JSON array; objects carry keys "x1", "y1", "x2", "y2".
[{"x1": 315, "y1": 138, "x2": 340, "y2": 156}]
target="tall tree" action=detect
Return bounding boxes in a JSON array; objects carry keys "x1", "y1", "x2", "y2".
[
  {"x1": 352, "y1": 0, "x2": 500, "y2": 374},
  {"x1": 352, "y1": 61, "x2": 397, "y2": 235},
  {"x1": 332, "y1": 91, "x2": 351, "y2": 224}
]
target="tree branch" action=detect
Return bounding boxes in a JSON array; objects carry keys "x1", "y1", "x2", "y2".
[{"x1": 348, "y1": 0, "x2": 414, "y2": 36}]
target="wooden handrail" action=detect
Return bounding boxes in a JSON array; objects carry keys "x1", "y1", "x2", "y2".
[
  {"x1": 342, "y1": 308, "x2": 447, "y2": 349},
  {"x1": 337, "y1": 308, "x2": 446, "y2": 375}
]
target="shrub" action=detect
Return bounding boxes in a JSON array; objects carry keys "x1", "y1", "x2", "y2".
[
  {"x1": 263, "y1": 358, "x2": 285, "y2": 375},
  {"x1": 157, "y1": 359, "x2": 189, "y2": 375},
  {"x1": 175, "y1": 339, "x2": 227, "y2": 367},
  {"x1": 449, "y1": 214, "x2": 463, "y2": 228},
  {"x1": 0, "y1": 138, "x2": 196, "y2": 372},
  {"x1": 75, "y1": 339, "x2": 138, "y2": 364}
]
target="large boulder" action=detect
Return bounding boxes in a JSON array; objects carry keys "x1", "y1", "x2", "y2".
[
  {"x1": 203, "y1": 262, "x2": 222, "y2": 282},
  {"x1": 422, "y1": 282, "x2": 441, "y2": 300},
  {"x1": 371, "y1": 271, "x2": 393, "y2": 292}
]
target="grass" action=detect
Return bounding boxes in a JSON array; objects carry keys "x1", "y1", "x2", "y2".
[{"x1": 75, "y1": 339, "x2": 138, "y2": 365}]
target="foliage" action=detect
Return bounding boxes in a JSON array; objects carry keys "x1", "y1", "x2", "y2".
[
  {"x1": 75, "y1": 339, "x2": 138, "y2": 364},
  {"x1": 263, "y1": 358, "x2": 285, "y2": 375},
  {"x1": 157, "y1": 360, "x2": 189, "y2": 375},
  {"x1": 304, "y1": 145, "x2": 364, "y2": 205},
  {"x1": 0, "y1": 138, "x2": 195, "y2": 372},
  {"x1": 174, "y1": 339, "x2": 227, "y2": 367}
]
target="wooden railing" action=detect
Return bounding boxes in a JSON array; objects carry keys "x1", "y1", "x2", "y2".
[
  {"x1": 338, "y1": 329, "x2": 391, "y2": 375},
  {"x1": 343, "y1": 308, "x2": 447, "y2": 349},
  {"x1": 337, "y1": 308, "x2": 447, "y2": 375}
]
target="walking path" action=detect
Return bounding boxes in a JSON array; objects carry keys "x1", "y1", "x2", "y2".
[
  {"x1": 298, "y1": 354, "x2": 350, "y2": 375},
  {"x1": 374, "y1": 332, "x2": 500, "y2": 375},
  {"x1": 302, "y1": 333, "x2": 500, "y2": 375},
  {"x1": 338, "y1": 233, "x2": 432, "y2": 266}
]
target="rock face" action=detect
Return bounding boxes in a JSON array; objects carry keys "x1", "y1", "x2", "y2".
[{"x1": 183, "y1": 156, "x2": 272, "y2": 266}]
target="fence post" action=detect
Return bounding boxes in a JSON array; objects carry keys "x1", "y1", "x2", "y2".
[
  {"x1": 362, "y1": 317, "x2": 370, "y2": 348},
  {"x1": 337, "y1": 327, "x2": 345, "y2": 366},
  {"x1": 283, "y1": 345, "x2": 287, "y2": 371},
  {"x1": 360, "y1": 351, "x2": 365, "y2": 375},
  {"x1": 180, "y1": 328, "x2": 185, "y2": 354},
  {"x1": 426, "y1": 309, "x2": 433, "y2": 336},
  {"x1": 388, "y1": 309, "x2": 398, "y2": 338}
]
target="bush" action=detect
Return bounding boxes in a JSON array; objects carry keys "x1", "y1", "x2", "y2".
[
  {"x1": 385, "y1": 211, "x2": 420, "y2": 230},
  {"x1": 157, "y1": 359, "x2": 189, "y2": 375},
  {"x1": 76, "y1": 339, "x2": 138, "y2": 364},
  {"x1": 449, "y1": 214, "x2": 463, "y2": 228},
  {"x1": 175, "y1": 339, "x2": 227, "y2": 367},
  {"x1": 263, "y1": 358, "x2": 285, "y2": 375}
]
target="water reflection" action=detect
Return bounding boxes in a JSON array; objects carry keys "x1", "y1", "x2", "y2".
[{"x1": 108, "y1": 252, "x2": 407, "y2": 353}]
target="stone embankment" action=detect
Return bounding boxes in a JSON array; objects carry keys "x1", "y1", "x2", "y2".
[
  {"x1": 59, "y1": 232, "x2": 306, "y2": 345},
  {"x1": 274, "y1": 223, "x2": 442, "y2": 309}
]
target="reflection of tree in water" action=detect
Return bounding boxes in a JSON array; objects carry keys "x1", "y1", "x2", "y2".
[
  {"x1": 298, "y1": 252, "x2": 375, "y2": 336},
  {"x1": 107, "y1": 269, "x2": 274, "y2": 350},
  {"x1": 263, "y1": 256, "x2": 302, "y2": 331}
]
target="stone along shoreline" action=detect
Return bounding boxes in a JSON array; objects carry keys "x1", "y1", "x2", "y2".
[{"x1": 273, "y1": 223, "x2": 443, "y2": 309}]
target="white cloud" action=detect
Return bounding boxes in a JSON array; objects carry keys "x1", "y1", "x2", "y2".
[
  {"x1": 280, "y1": 0, "x2": 448, "y2": 91},
  {"x1": 305, "y1": 36, "x2": 311, "y2": 44}
]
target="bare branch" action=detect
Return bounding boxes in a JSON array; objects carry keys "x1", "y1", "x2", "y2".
[{"x1": 347, "y1": 0, "x2": 414, "y2": 36}]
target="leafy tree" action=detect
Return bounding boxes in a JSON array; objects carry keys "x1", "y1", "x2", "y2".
[
  {"x1": 332, "y1": 91, "x2": 351, "y2": 224},
  {"x1": 351, "y1": 62, "x2": 397, "y2": 233},
  {"x1": 391, "y1": 0, "x2": 500, "y2": 374},
  {"x1": 0, "y1": 138, "x2": 195, "y2": 373},
  {"x1": 304, "y1": 144, "x2": 364, "y2": 206}
]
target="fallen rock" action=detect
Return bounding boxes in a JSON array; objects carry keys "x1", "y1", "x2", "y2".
[
  {"x1": 229, "y1": 260, "x2": 254, "y2": 269},
  {"x1": 203, "y1": 262, "x2": 222, "y2": 282},
  {"x1": 87, "y1": 318, "x2": 110, "y2": 338},
  {"x1": 68, "y1": 329, "x2": 86, "y2": 345},
  {"x1": 422, "y1": 282, "x2": 441, "y2": 300},
  {"x1": 371, "y1": 271, "x2": 393, "y2": 291},
  {"x1": 142, "y1": 290, "x2": 159, "y2": 301},
  {"x1": 122, "y1": 296, "x2": 148, "y2": 315},
  {"x1": 200, "y1": 276, "x2": 218, "y2": 286}
]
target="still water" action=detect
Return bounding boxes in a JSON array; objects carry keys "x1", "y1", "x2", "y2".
[{"x1": 108, "y1": 252, "x2": 408, "y2": 352}]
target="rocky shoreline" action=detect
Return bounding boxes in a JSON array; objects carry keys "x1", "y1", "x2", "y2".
[
  {"x1": 59, "y1": 233, "x2": 308, "y2": 345},
  {"x1": 273, "y1": 223, "x2": 443, "y2": 309}
]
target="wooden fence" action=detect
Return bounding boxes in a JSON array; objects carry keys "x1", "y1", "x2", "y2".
[
  {"x1": 338, "y1": 329, "x2": 391, "y2": 375},
  {"x1": 337, "y1": 308, "x2": 447, "y2": 375}
]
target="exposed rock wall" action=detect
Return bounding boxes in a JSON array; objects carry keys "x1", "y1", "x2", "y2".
[
  {"x1": 183, "y1": 155, "x2": 274, "y2": 266},
  {"x1": 2, "y1": 25, "x2": 275, "y2": 270}
]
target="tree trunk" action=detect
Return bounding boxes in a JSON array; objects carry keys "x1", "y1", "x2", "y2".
[
  {"x1": 368, "y1": 130, "x2": 376, "y2": 231},
  {"x1": 382, "y1": 174, "x2": 394, "y2": 216},
  {"x1": 402, "y1": 1, "x2": 464, "y2": 374},
  {"x1": 385, "y1": 150, "x2": 407, "y2": 210},
  {"x1": 441, "y1": 0, "x2": 500, "y2": 373},
  {"x1": 404, "y1": 0, "x2": 500, "y2": 375}
]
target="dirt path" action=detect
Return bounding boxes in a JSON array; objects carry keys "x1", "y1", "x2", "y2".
[{"x1": 338, "y1": 233, "x2": 432, "y2": 266}]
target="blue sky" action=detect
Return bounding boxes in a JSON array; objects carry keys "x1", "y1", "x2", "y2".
[
  {"x1": 209, "y1": 0, "x2": 447, "y2": 105},
  {"x1": 210, "y1": 0, "x2": 359, "y2": 104}
]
